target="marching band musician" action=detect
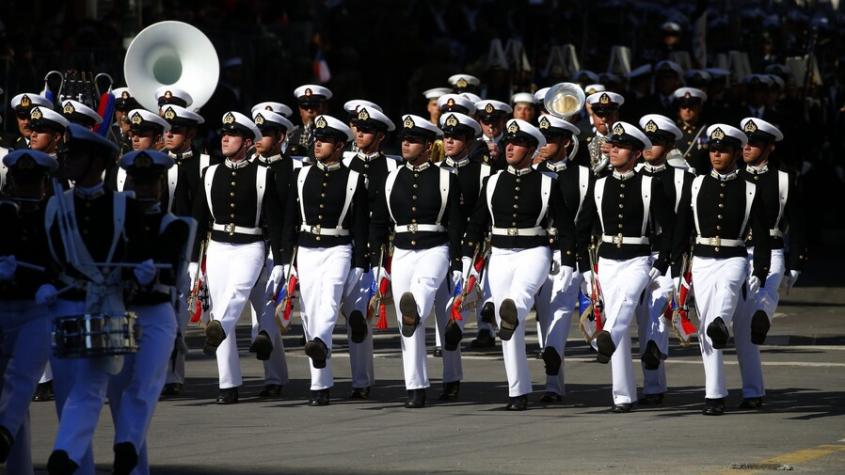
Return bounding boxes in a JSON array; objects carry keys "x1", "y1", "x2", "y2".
[
  {"x1": 0, "y1": 150, "x2": 61, "y2": 474},
  {"x1": 578, "y1": 121, "x2": 674, "y2": 413},
  {"x1": 584, "y1": 92, "x2": 624, "y2": 177},
  {"x1": 28, "y1": 107, "x2": 69, "y2": 157},
  {"x1": 286, "y1": 85, "x2": 332, "y2": 157},
  {"x1": 107, "y1": 149, "x2": 194, "y2": 475},
  {"x1": 280, "y1": 115, "x2": 368, "y2": 406},
  {"x1": 673, "y1": 87, "x2": 710, "y2": 175},
  {"x1": 340, "y1": 105, "x2": 396, "y2": 399},
  {"x1": 126, "y1": 109, "x2": 169, "y2": 153},
  {"x1": 475, "y1": 100, "x2": 512, "y2": 172},
  {"x1": 369, "y1": 114, "x2": 463, "y2": 407},
  {"x1": 155, "y1": 86, "x2": 193, "y2": 110},
  {"x1": 685, "y1": 124, "x2": 770, "y2": 416},
  {"x1": 45, "y1": 124, "x2": 155, "y2": 474},
  {"x1": 462, "y1": 119, "x2": 575, "y2": 411},
  {"x1": 635, "y1": 114, "x2": 692, "y2": 405},
  {"x1": 9, "y1": 93, "x2": 53, "y2": 150},
  {"x1": 533, "y1": 115, "x2": 592, "y2": 402},
  {"x1": 111, "y1": 87, "x2": 141, "y2": 155},
  {"x1": 60, "y1": 100, "x2": 103, "y2": 130},
  {"x1": 193, "y1": 112, "x2": 284, "y2": 405},
  {"x1": 734, "y1": 118, "x2": 806, "y2": 410},
  {"x1": 245, "y1": 107, "x2": 296, "y2": 399}
]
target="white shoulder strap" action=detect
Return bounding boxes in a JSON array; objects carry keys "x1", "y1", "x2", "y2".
[
  {"x1": 167, "y1": 165, "x2": 179, "y2": 213},
  {"x1": 255, "y1": 165, "x2": 268, "y2": 227},
  {"x1": 690, "y1": 175, "x2": 704, "y2": 236},
  {"x1": 479, "y1": 163, "x2": 491, "y2": 195},
  {"x1": 337, "y1": 170, "x2": 360, "y2": 228},
  {"x1": 204, "y1": 164, "x2": 219, "y2": 222},
  {"x1": 383, "y1": 168, "x2": 401, "y2": 224},
  {"x1": 641, "y1": 175, "x2": 652, "y2": 235},
  {"x1": 537, "y1": 173, "x2": 552, "y2": 226},
  {"x1": 342, "y1": 152, "x2": 355, "y2": 167},
  {"x1": 291, "y1": 157, "x2": 303, "y2": 169},
  {"x1": 741, "y1": 180, "x2": 756, "y2": 237},
  {"x1": 296, "y1": 166, "x2": 312, "y2": 223},
  {"x1": 436, "y1": 168, "x2": 450, "y2": 225},
  {"x1": 107, "y1": 192, "x2": 127, "y2": 264},
  {"x1": 594, "y1": 176, "x2": 607, "y2": 233},
  {"x1": 673, "y1": 168, "x2": 685, "y2": 214},
  {"x1": 200, "y1": 153, "x2": 210, "y2": 172},
  {"x1": 485, "y1": 171, "x2": 502, "y2": 227},
  {"x1": 776, "y1": 170, "x2": 789, "y2": 230},
  {"x1": 386, "y1": 157, "x2": 398, "y2": 172},
  {"x1": 116, "y1": 167, "x2": 127, "y2": 192}
]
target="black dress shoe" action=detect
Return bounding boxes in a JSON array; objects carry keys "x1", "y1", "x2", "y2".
[
  {"x1": 702, "y1": 398, "x2": 726, "y2": 415},
  {"x1": 539, "y1": 392, "x2": 563, "y2": 403},
  {"x1": 444, "y1": 319, "x2": 463, "y2": 351},
  {"x1": 470, "y1": 329, "x2": 496, "y2": 349},
  {"x1": 33, "y1": 381, "x2": 54, "y2": 402},
  {"x1": 706, "y1": 317, "x2": 730, "y2": 349},
  {"x1": 258, "y1": 384, "x2": 283, "y2": 399},
  {"x1": 304, "y1": 338, "x2": 328, "y2": 369},
  {"x1": 641, "y1": 340, "x2": 662, "y2": 370},
  {"x1": 47, "y1": 449, "x2": 78, "y2": 475},
  {"x1": 0, "y1": 425, "x2": 12, "y2": 463},
  {"x1": 432, "y1": 347, "x2": 443, "y2": 357},
  {"x1": 310, "y1": 389, "x2": 330, "y2": 406},
  {"x1": 612, "y1": 403, "x2": 633, "y2": 413},
  {"x1": 405, "y1": 389, "x2": 426, "y2": 408},
  {"x1": 349, "y1": 387, "x2": 370, "y2": 400},
  {"x1": 506, "y1": 395, "x2": 528, "y2": 411},
  {"x1": 497, "y1": 298, "x2": 518, "y2": 341},
  {"x1": 113, "y1": 441, "x2": 139, "y2": 475},
  {"x1": 595, "y1": 331, "x2": 615, "y2": 364},
  {"x1": 738, "y1": 397, "x2": 764, "y2": 409},
  {"x1": 204, "y1": 320, "x2": 226, "y2": 355},
  {"x1": 542, "y1": 347, "x2": 562, "y2": 376},
  {"x1": 750, "y1": 310, "x2": 770, "y2": 345},
  {"x1": 399, "y1": 292, "x2": 420, "y2": 337},
  {"x1": 480, "y1": 301, "x2": 496, "y2": 325},
  {"x1": 638, "y1": 393, "x2": 665, "y2": 405},
  {"x1": 216, "y1": 387, "x2": 239, "y2": 405},
  {"x1": 438, "y1": 381, "x2": 460, "y2": 401},
  {"x1": 249, "y1": 330, "x2": 274, "y2": 360},
  {"x1": 161, "y1": 382, "x2": 183, "y2": 397},
  {"x1": 349, "y1": 310, "x2": 368, "y2": 343}
]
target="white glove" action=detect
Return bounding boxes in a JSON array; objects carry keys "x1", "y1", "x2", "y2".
[
  {"x1": 269, "y1": 265, "x2": 285, "y2": 287},
  {"x1": 556, "y1": 265, "x2": 574, "y2": 289},
  {"x1": 342, "y1": 266, "x2": 364, "y2": 299},
  {"x1": 133, "y1": 259, "x2": 157, "y2": 286},
  {"x1": 0, "y1": 255, "x2": 17, "y2": 281},
  {"x1": 461, "y1": 256, "x2": 472, "y2": 280},
  {"x1": 35, "y1": 284, "x2": 58, "y2": 306},
  {"x1": 373, "y1": 266, "x2": 388, "y2": 280},
  {"x1": 187, "y1": 262, "x2": 199, "y2": 283},
  {"x1": 581, "y1": 270, "x2": 594, "y2": 296},
  {"x1": 451, "y1": 270, "x2": 463, "y2": 288},
  {"x1": 648, "y1": 267, "x2": 662, "y2": 283},
  {"x1": 748, "y1": 275, "x2": 761, "y2": 294},
  {"x1": 782, "y1": 270, "x2": 801, "y2": 291}
]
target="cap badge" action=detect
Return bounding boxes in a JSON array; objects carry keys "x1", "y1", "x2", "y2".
[
  {"x1": 164, "y1": 107, "x2": 176, "y2": 121},
  {"x1": 164, "y1": 90, "x2": 173, "y2": 99},
  {"x1": 507, "y1": 121, "x2": 519, "y2": 134},
  {"x1": 265, "y1": 105, "x2": 273, "y2": 111},
  {"x1": 223, "y1": 112, "x2": 235, "y2": 125},
  {"x1": 484, "y1": 103, "x2": 494, "y2": 114},
  {"x1": 456, "y1": 78, "x2": 468, "y2": 88},
  {"x1": 446, "y1": 98, "x2": 456, "y2": 108},
  {"x1": 31, "y1": 107, "x2": 43, "y2": 120},
  {"x1": 445, "y1": 114, "x2": 458, "y2": 127},
  {"x1": 131, "y1": 112, "x2": 143, "y2": 125},
  {"x1": 304, "y1": 88, "x2": 313, "y2": 97},
  {"x1": 612, "y1": 122, "x2": 625, "y2": 135},
  {"x1": 599, "y1": 93, "x2": 610, "y2": 105},
  {"x1": 254, "y1": 114, "x2": 265, "y2": 125},
  {"x1": 21, "y1": 95, "x2": 32, "y2": 108},
  {"x1": 743, "y1": 120, "x2": 758, "y2": 133},
  {"x1": 539, "y1": 117, "x2": 550, "y2": 129},
  {"x1": 711, "y1": 127, "x2": 725, "y2": 140},
  {"x1": 357, "y1": 108, "x2": 370, "y2": 121},
  {"x1": 121, "y1": 91, "x2": 130, "y2": 99},
  {"x1": 315, "y1": 116, "x2": 327, "y2": 129},
  {"x1": 644, "y1": 120, "x2": 658, "y2": 133},
  {"x1": 403, "y1": 116, "x2": 415, "y2": 129},
  {"x1": 63, "y1": 102, "x2": 76, "y2": 115}
]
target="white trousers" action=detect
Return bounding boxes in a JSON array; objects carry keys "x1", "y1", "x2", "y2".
[
  {"x1": 340, "y1": 268, "x2": 375, "y2": 389},
  {"x1": 692, "y1": 256, "x2": 748, "y2": 399},
  {"x1": 535, "y1": 252, "x2": 582, "y2": 395},
  {"x1": 488, "y1": 246, "x2": 551, "y2": 397},
  {"x1": 248, "y1": 252, "x2": 289, "y2": 386},
  {"x1": 477, "y1": 269, "x2": 494, "y2": 333},
  {"x1": 391, "y1": 245, "x2": 450, "y2": 390},
  {"x1": 634, "y1": 253, "x2": 674, "y2": 396},
  {"x1": 433, "y1": 276, "x2": 464, "y2": 383},
  {"x1": 205, "y1": 240, "x2": 266, "y2": 389},
  {"x1": 734, "y1": 248, "x2": 785, "y2": 398},
  {"x1": 298, "y1": 245, "x2": 351, "y2": 390},
  {"x1": 599, "y1": 256, "x2": 652, "y2": 405},
  {"x1": 107, "y1": 302, "x2": 177, "y2": 475},
  {"x1": 0, "y1": 300, "x2": 50, "y2": 475}
]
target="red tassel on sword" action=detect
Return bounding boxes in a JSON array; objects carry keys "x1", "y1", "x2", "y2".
[{"x1": 375, "y1": 255, "x2": 392, "y2": 330}]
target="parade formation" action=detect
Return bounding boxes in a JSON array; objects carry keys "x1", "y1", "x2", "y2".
[{"x1": 0, "y1": 11, "x2": 820, "y2": 475}]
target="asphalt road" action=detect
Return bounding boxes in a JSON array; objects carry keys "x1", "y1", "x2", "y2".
[{"x1": 18, "y1": 283, "x2": 845, "y2": 475}]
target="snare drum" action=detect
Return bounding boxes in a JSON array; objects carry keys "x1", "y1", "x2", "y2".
[{"x1": 52, "y1": 313, "x2": 139, "y2": 358}]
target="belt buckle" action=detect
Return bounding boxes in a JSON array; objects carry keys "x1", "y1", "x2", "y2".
[
  {"x1": 224, "y1": 223, "x2": 236, "y2": 234},
  {"x1": 712, "y1": 236, "x2": 721, "y2": 247},
  {"x1": 313, "y1": 224, "x2": 321, "y2": 235},
  {"x1": 507, "y1": 227, "x2": 518, "y2": 236},
  {"x1": 614, "y1": 233, "x2": 624, "y2": 248},
  {"x1": 408, "y1": 223, "x2": 418, "y2": 233}
]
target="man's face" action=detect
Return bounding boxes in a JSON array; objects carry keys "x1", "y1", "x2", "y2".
[
  {"x1": 130, "y1": 175, "x2": 164, "y2": 202},
  {"x1": 480, "y1": 116, "x2": 505, "y2": 138},
  {"x1": 742, "y1": 140, "x2": 773, "y2": 165},
  {"x1": 513, "y1": 103, "x2": 535, "y2": 122},
  {"x1": 130, "y1": 129, "x2": 158, "y2": 151},
  {"x1": 16, "y1": 112, "x2": 31, "y2": 138},
  {"x1": 62, "y1": 146, "x2": 104, "y2": 182},
  {"x1": 609, "y1": 142, "x2": 638, "y2": 169},
  {"x1": 298, "y1": 101, "x2": 326, "y2": 125},
  {"x1": 678, "y1": 100, "x2": 702, "y2": 123},
  {"x1": 164, "y1": 126, "x2": 194, "y2": 151},
  {"x1": 255, "y1": 130, "x2": 284, "y2": 155},
  {"x1": 538, "y1": 135, "x2": 570, "y2": 161},
  {"x1": 505, "y1": 138, "x2": 535, "y2": 166},
  {"x1": 313, "y1": 136, "x2": 342, "y2": 161},
  {"x1": 29, "y1": 127, "x2": 62, "y2": 152},
  {"x1": 355, "y1": 126, "x2": 382, "y2": 150},
  {"x1": 221, "y1": 132, "x2": 247, "y2": 157},
  {"x1": 591, "y1": 108, "x2": 618, "y2": 134},
  {"x1": 656, "y1": 73, "x2": 680, "y2": 95},
  {"x1": 401, "y1": 136, "x2": 430, "y2": 162},
  {"x1": 427, "y1": 99, "x2": 440, "y2": 119},
  {"x1": 443, "y1": 134, "x2": 468, "y2": 157},
  {"x1": 709, "y1": 145, "x2": 738, "y2": 172},
  {"x1": 643, "y1": 141, "x2": 668, "y2": 162}
]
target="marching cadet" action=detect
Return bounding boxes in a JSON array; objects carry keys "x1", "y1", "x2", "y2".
[
  {"x1": 342, "y1": 99, "x2": 382, "y2": 155},
  {"x1": 584, "y1": 91, "x2": 624, "y2": 176},
  {"x1": 109, "y1": 110, "x2": 171, "y2": 201},
  {"x1": 423, "y1": 87, "x2": 452, "y2": 126},
  {"x1": 462, "y1": 119, "x2": 575, "y2": 411},
  {"x1": 286, "y1": 85, "x2": 332, "y2": 157},
  {"x1": 161, "y1": 104, "x2": 214, "y2": 396},
  {"x1": 734, "y1": 118, "x2": 806, "y2": 409},
  {"x1": 193, "y1": 112, "x2": 283, "y2": 405},
  {"x1": 339, "y1": 106, "x2": 396, "y2": 399},
  {"x1": 448, "y1": 74, "x2": 481, "y2": 94},
  {"x1": 511, "y1": 92, "x2": 538, "y2": 124},
  {"x1": 476, "y1": 100, "x2": 512, "y2": 171},
  {"x1": 533, "y1": 115, "x2": 591, "y2": 402},
  {"x1": 28, "y1": 107, "x2": 69, "y2": 156},
  {"x1": 45, "y1": 124, "x2": 153, "y2": 474},
  {"x1": 673, "y1": 87, "x2": 710, "y2": 174},
  {"x1": 107, "y1": 149, "x2": 193, "y2": 475},
  {"x1": 635, "y1": 114, "x2": 692, "y2": 405},
  {"x1": 280, "y1": 115, "x2": 368, "y2": 406},
  {"x1": 369, "y1": 114, "x2": 463, "y2": 407},
  {"x1": 112, "y1": 88, "x2": 141, "y2": 155},
  {"x1": 246, "y1": 107, "x2": 296, "y2": 399},
  {"x1": 9, "y1": 93, "x2": 53, "y2": 150},
  {"x1": 251, "y1": 101, "x2": 294, "y2": 119},
  {"x1": 579, "y1": 121, "x2": 674, "y2": 413},
  {"x1": 437, "y1": 93, "x2": 476, "y2": 116},
  {"x1": 685, "y1": 124, "x2": 770, "y2": 416},
  {"x1": 60, "y1": 99, "x2": 103, "y2": 130},
  {"x1": 0, "y1": 150, "x2": 60, "y2": 474},
  {"x1": 436, "y1": 112, "x2": 496, "y2": 350},
  {"x1": 155, "y1": 86, "x2": 193, "y2": 109}
]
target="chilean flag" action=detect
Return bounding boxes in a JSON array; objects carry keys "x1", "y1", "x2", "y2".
[
  {"x1": 313, "y1": 50, "x2": 331, "y2": 84},
  {"x1": 95, "y1": 91, "x2": 116, "y2": 136}
]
